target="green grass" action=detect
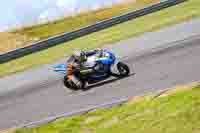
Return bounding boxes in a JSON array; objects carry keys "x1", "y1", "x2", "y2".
[
  {"x1": 13, "y1": 84, "x2": 200, "y2": 133},
  {"x1": 0, "y1": 0, "x2": 158, "y2": 54},
  {"x1": 0, "y1": 0, "x2": 200, "y2": 77},
  {"x1": 13, "y1": 0, "x2": 158, "y2": 40}
]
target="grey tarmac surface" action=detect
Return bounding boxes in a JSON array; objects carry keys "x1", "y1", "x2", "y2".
[{"x1": 0, "y1": 19, "x2": 200, "y2": 129}]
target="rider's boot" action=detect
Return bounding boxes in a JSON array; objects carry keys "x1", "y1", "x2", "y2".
[{"x1": 71, "y1": 75, "x2": 83, "y2": 89}]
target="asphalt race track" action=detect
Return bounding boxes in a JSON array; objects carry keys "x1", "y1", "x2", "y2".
[{"x1": 0, "y1": 19, "x2": 200, "y2": 129}]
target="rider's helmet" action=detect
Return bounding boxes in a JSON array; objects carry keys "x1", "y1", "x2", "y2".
[
  {"x1": 73, "y1": 50, "x2": 87, "y2": 63},
  {"x1": 95, "y1": 48, "x2": 104, "y2": 57}
]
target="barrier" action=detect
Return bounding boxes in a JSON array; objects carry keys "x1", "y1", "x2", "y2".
[{"x1": 0, "y1": 0, "x2": 186, "y2": 64}]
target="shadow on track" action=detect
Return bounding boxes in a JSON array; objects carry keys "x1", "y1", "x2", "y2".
[{"x1": 82, "y1": 73, "x2": 136, "y2": 91}]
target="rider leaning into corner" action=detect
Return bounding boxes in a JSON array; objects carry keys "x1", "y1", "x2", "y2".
[{"x1": 66, "y1": 48, "x2": 104, "y2": 88}]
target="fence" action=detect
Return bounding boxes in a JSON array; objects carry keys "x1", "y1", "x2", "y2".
[{"x1": 0, "y1": 0, "x2": 187, "y2": 64}]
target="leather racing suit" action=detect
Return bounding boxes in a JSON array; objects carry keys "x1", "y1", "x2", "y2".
[{"x1": 66, "y1": 49, "x2": 103, "y2": 88}]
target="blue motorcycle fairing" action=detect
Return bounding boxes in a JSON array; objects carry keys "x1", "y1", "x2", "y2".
[
  {"x1": 53, "y1": 50, "x2": 117, "y2": 81},
  {"x1": 96, "y1": 50, "x2": 116, "y2": 65},
  {"x1": 96, "y1": 58, "x2": 113, "y2": 65}
]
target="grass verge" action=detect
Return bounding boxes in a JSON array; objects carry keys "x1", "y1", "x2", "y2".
[
  {"x1": 12, "y1": 83, "x2": 200, "y2": 133},
  {"x1": 0, "y1": 32, "x2": 35, "y2": 54},
  {"x1": 13, "y1": 0, "x2": 158, "y2": 40},
  {"x1": 0, "y1": 0, "x2": 200, "y2": 77}
]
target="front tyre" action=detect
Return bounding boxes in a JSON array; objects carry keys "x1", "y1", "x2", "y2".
[{"x1": 117, "y1": 62, "x2": 130, "y2": 77}]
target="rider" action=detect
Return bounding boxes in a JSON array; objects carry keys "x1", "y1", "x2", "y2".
[{"x1": 66, "y1": 48, "x2": 103, "y2": 88}]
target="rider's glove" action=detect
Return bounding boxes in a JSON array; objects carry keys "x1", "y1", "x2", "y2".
[{"x1": 94, "y1": 48, "x2": 101, "y2": 52}]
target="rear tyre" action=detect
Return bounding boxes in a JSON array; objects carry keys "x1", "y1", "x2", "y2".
[
  {"x1": 117, "y1": 62, "x2": 130, "y2": 77},
  {"x1": 63, "y1": 75, "x2": 86, "y2": 90},
  {"x1": 63, "y1": 76, "x2": 72, "y2": 88},
  {"x1": 63, "y1": 76, "x2": 78, "y2": 90}
]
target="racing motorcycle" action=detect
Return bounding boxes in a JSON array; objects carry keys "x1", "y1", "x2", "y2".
[{"x1": 53, "y1": 49, "x2": 130, "y2": 90}]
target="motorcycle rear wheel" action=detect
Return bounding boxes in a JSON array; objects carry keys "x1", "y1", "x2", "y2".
[
  {"x1": 63, "y1": 75, "x2": 86, "y2": 90},
  {"x1": 63, "y1": 76, "x2": 72, "y2": 88}
]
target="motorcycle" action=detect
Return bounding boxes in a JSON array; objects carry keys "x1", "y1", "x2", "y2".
[{"x1": 53, "y1": 49, "x2": 130, "y2": 90}]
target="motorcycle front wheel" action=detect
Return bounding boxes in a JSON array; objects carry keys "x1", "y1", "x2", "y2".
[{"x1": 117, "y1": 62, "x2": 130, "y2": 77}]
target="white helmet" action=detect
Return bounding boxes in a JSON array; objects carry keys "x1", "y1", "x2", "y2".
[{"x1": 73, "y1": 50, "x2": 86, "y2": 62}]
